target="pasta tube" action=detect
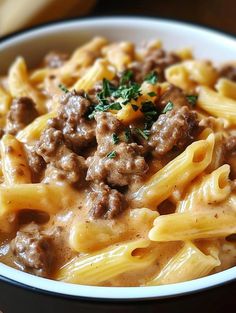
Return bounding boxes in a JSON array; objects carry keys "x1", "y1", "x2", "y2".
[
  {"x1": 17, "y1": 110, "x2": 57, "y2": 143},
  {"x1": 197, "y1": 86, "x2": 236, "y2": 124},
  {"x1": 57, "y1": 239, "x2": 156, "y2": 285},
  {"x1": 59, "y1": 37, "x2": 108, "y2": 81},
  {"x1": 149, "y1": 209, "x2": 236, "y2": 241},
  {"x1": 8, "y1": 57, "x2": 46, "y2": 114},
  {"x1": 177, "y1": 165, "x2": 231, "y2": 212},
  {"x1": 102, "y1": 41, "x2": 134, "y2": 71},
  {"x1": 0, "y1": 86, "x2": 11, "y2": 128},
  {"x1": 0, "y1": 183, "x2": 75, "y2": 217},
  {"x1": 134, "y1": 134, "x2": 215, "y2": 207},
  {"x1": 215, "y1": 78, "x2": 236, "y2": 100},
  {"x1": 72, "y1": 58, "x2": 115, "y2": 91},
  {"x1": 69, "y1": 208, "x2": 158, "y2": 253},
  {"x1": 1, "y1": 134, "x2": 31, "y2": 184},
  {"x1": 147, "y1": 242, "x2": 220, "y2": 285}
]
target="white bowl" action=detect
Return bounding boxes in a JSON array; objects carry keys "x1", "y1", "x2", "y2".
[{"x1": 0, "y1": 17, "x2": 236, "y2": 301}]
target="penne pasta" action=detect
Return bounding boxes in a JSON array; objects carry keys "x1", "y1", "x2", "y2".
[
  {"x1": 197, "y1": 86, "x2": 236, "y2": 124},
  {"x1": 147, "y1": 241, "x2": 220, "y2": 285},
  {"x1": 16, "y1": 110, "x2": 57, "y2": 143},
  {"x1": 165, "y1": 60, "x2": 218, "y2": 91},
  {"x1": 177, "y1": 165, "x2": 231, "y2": 212},
  {"x1": 134, "y1": 134, "x2": 215, "y2": 208},
  {"x1": 0, "y1": 183, "x2": 76, "y2": 219},
  {"x1": 69, "y1": 208, "x2": 159, "y2": 253},
  {"x1": 149, "y1": 209, "x2": 236, "y2": 242},
  {"x1": 57, "y1": 239, "x2": 156, "y2": 285},
  {"x1": 215, "y1": 78, "x2": 236, "y2": 100},
  {"x1": 102, "y1": 42, "x2": 134, "y2": 71},
  {"x1": 8, "y1": 57, "x2": 46, "y2": 114},
  {"x1": 59, "y1": 37, "x2": 108, "y2": 82},
  {"x1": 1, "y1": 134, "x2": 31, "y2": 184},
  {"x1": 72, "y1": 58, "x2": 115, "y2": 92}
]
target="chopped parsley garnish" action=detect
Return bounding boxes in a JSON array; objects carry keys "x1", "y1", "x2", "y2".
[
  {"x1": 131, "y1": 104, "x2": 139, "y2": 111},
  {"x1": 109, "y1": 102, "x2": 122, "y2": 110},
  {"x1": 112, "y1": 133, "x2": 119, "y2": 144},
  {"x1": 102, "y1": 78, "x2": 111, "y2": 97},
  {"x1": 58, "y1": 83, "x2": 69, "y2": 93},
  {"x1": 120, "y1": 70, "x2": 133, "y2": 85},
  {"x1": 162, "y1": 101, "x2": 174, "y2": 114},
  {"x1": 186, "y1": 95, "x2": 198, "y2": 106},
  {"x1": 88, "y1": 101, "x2": 122, "y2": 119},
  {"x1": 107, "y1": 151, "x2": 117, "y2": 159},
  {"x1": 125, "y1": 128, "x2": 131, "y2": 142},
  {"x1": 135, "y1": 128, "x2": 149, "y2": 140},
  {"x1": 141, "y1": 101, "x2": 158, "y2": 119},
  {"x1": 112, "y1": 83, "x2": 141, "y2": 104},
  {"x1": 147, "y1": 91, "x2": 157, "y2": 97},
  {"x1": 144, "y1": 71, "x2": 159, "y2": 85}
]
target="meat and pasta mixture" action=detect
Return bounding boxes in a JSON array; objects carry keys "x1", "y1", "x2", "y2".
[{"x1": 0, "y1": 37, "x2": 236, "y2": 286}]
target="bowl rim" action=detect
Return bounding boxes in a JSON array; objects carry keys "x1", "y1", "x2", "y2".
[{"x1": 0, "y1": 16, "x2": 236, "y2": 301}]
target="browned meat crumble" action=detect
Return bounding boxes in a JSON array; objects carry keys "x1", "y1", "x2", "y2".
[
  {"x1": 6, "y1": 97, "x2": 38, "y2": 135},
  {"x1": 219, "y1": 65, "x2": 236, "y2": 82},
  {"x1": 130, "y1": 49, "x2": 181, "y2": 83},
  {"x1": 36, "y1": 127, "x2": 86, "y2": 184},
  {"x1": 149, "y1": 106, "x2": 200, "y2": 157},
  {"x1": 86, "y1": 112, "x2": 149, "y2": 187},
  {"x1": 87, "y1": 182, "x2": 125, "y2": 219},
  {"x1": 10, "y1": 222, "x2": 53, "y2": 277},
  {"x1": 48, "y1": 90, "x2": 96, "y2": 152}
]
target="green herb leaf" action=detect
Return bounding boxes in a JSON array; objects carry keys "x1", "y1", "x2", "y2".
[
  {"x1": 135, "y1": 128, "x2": 149, "y2": 140},
  {"x1": 109, "y1": 102, "x2": 122, "y2": 110},
  {"x1": 162, "y1": 101, "x2": 174, "y2": 114},
  {"x1": 112, "y1": 83, "x2": 141, "y2": 103},
  {"x1": 125, "y1": 128, "x2": 131, "y2": 142},
  {"x1": 102, "y1": 78, "x2": 111, "y2": 97},
  {"x1": 131, "y1": 104, "x2": 139, "y2": 111},
  {"x1": 120, "y1": 70, "x2": 133, "y2": 85},
  {"x1": 144, "y1": 71, "x2": 159, "y2": 85},
  {"x1": 147, "y1": 91, "x2": 157, "y2": 97},
  {"x1": 141, "y1": 101, "x2": 158, "y2": 120},
  {"x1": 58, "y1": 83, "x2": 69, "y2": 93},
  {"x1": 186, "y1": 95, "x2": 198, "y2": 106},
  {"x1": 112, "y1": 133, "x2": 119, "y2": 145},
  {"x1": 107, "y1": 151, "x2": 117, "y2": 159}
]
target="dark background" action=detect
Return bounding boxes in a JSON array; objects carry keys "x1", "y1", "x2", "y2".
[{"x1": 92, "y1": 0, "x2": 236, "y2": 35}]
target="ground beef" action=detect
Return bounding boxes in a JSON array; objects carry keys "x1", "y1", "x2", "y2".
[
  {"x1": 219, "y1": 65, "x2": 236, "y2": 82},
  {"x1": 48, "y1": 90, "x2": 95, "y2": 152},
  {"x1": 86, "y1": 112, "x2": 149, "y2": 186},
  {"x1": 158, "y1": 85, "x2": 190, "y2": 110},
  {"x1": 25, "y1": 148, "x2": 46, "y2": 182},
  {"x1": 149, "y1": 106, "x2": 200, "y2": 157},
  {"x1": 10, "y1": 223, "x2": 53, "y2": 277},
  {"x1": 130, "y1": 49, "x2": 181, "y2": 83},
  {"x1": 87, "y1": 182, "x2": 126, "y2": 219},
  {"x1": 36, "y1": 127, "x2": 86, "y2": 183},
  {"x1": 43, "y1": 51, "x2": 69, "y2": 68},
  {"x1": 6, "y1": 97, "x2": 38, "y2": 135},
  {"x1": 225, "y1": 135, "x2": 236, "y2": 153}
]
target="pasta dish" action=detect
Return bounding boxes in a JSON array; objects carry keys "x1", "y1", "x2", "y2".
[{"x1": 0, "y1": 37, "x2": 236, "y2": 286}]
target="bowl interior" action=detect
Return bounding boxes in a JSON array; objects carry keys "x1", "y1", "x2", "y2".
[
  {"x1": 0, "y1": 17, "x2": 236, "y2": 73},
  {"x1": 0, "y1": 17, "x2": 236, "y2": 300}
]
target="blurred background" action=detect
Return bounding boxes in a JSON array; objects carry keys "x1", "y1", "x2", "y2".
[{"x1": 0, "y1": 0, "x2": 235, "y2": 37}]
